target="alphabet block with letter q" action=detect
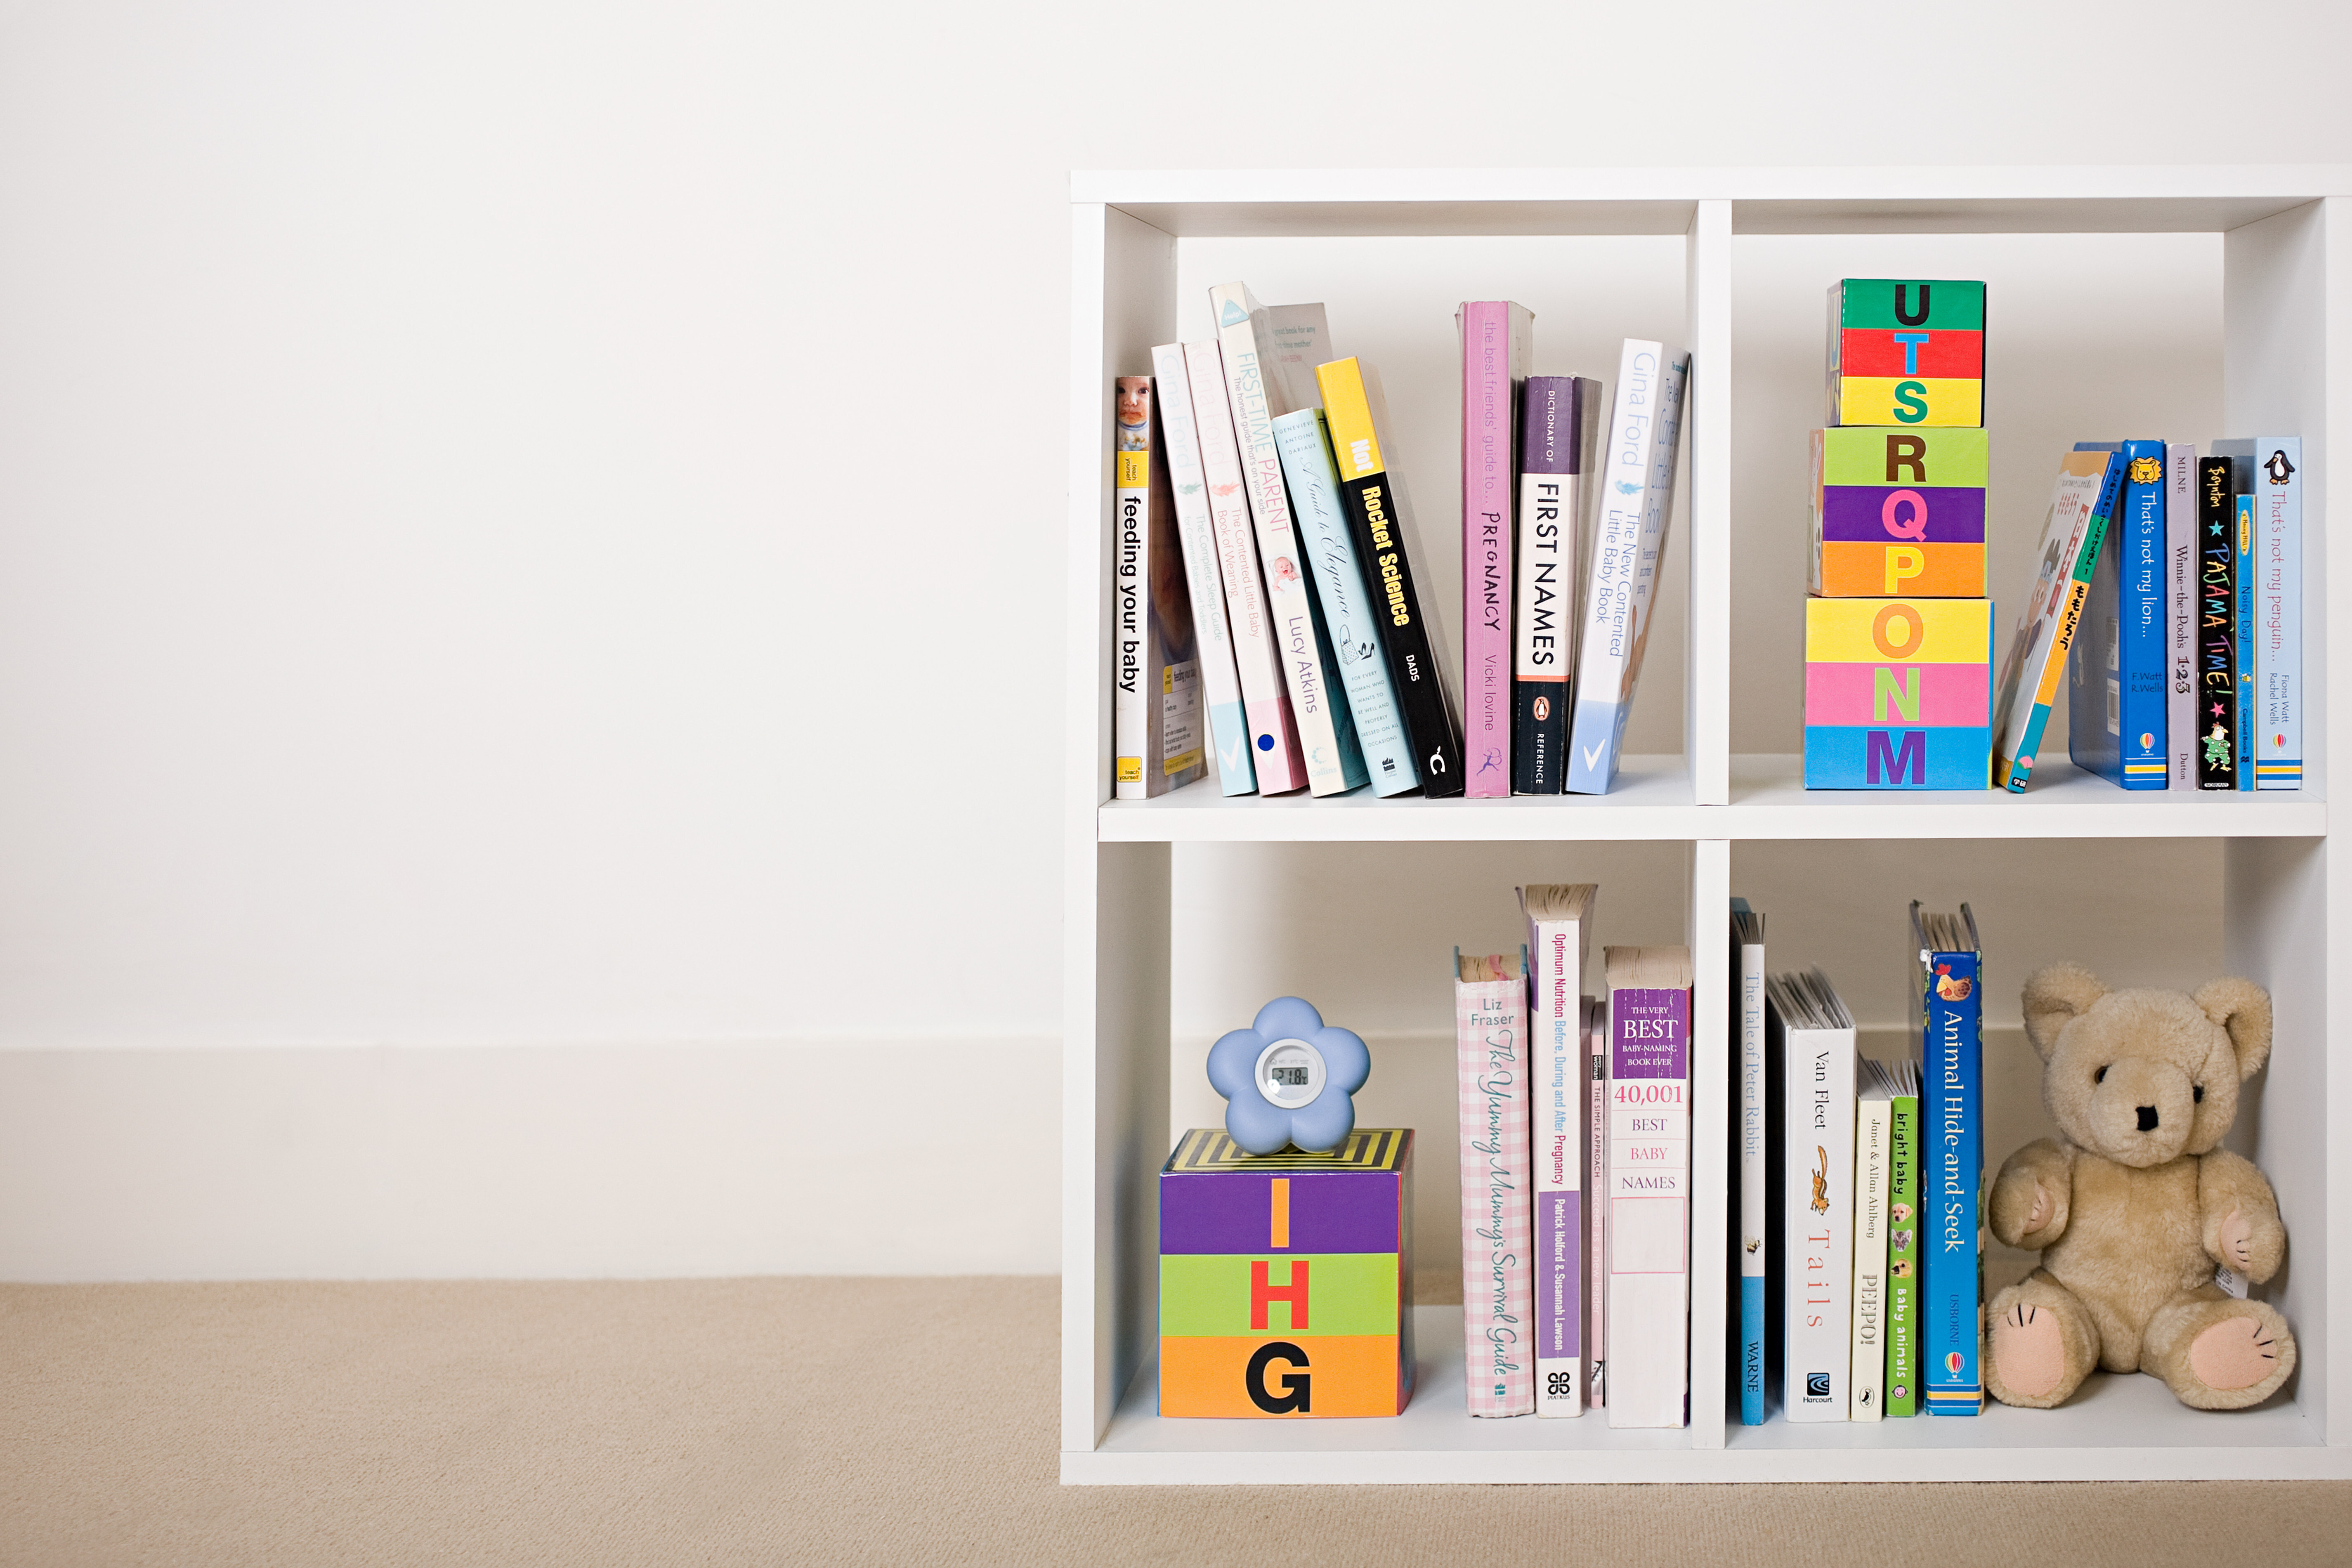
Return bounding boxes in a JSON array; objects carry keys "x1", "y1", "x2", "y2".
[
  {"x1": 1157, "y1": 1127, "x2": 1415, "y2": 1417},
  {"x1": 1826, "y1": 279, "x2": 1986, "y2": 428},
  {"x1": 1803, "y1": 597, "x2": 1994, "y2": 789},
  {"x1": 1810, "y1": 427, "x2": 1989, "y2": 597}
]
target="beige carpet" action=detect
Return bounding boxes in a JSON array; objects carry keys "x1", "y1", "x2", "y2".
[{"x1": 1, "y1": 1279, "x2": 2345, "y2": 1566}]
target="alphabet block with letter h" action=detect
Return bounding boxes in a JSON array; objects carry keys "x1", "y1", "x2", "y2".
[
  {"x1": 1157, "y1": 1127, "x2": 1415, "y2": 1417},
  {"x1": 1803, "y1": 597, "x2": 1993, "y2": 789},
  {"x1": 1826, "y1": 278, "x2": 1985, "y2": 428},
  {"x1": 1811, "y1": 427, "x2": 1988, "y2": 598}
]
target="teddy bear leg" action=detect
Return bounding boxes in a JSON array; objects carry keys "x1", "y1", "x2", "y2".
[
  {"x1": 1985, "y1": 1272, "x2": 2100, "y2": 1409},
  {"x1": 2143, "y1": 1292, "x2": 2295, "y2": 1410}
]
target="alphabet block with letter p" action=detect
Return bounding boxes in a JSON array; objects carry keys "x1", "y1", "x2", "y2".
[
  {"x1": 1802, "y1": 597, "x2": 1993, "y2": 789},
  {"x1": 1810, "y1": 427, "x2": 1989, "y2": 597}
]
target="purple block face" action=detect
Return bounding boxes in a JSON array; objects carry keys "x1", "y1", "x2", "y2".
[
  {"x1": 1159, "y1": 1169, "x2": 1402, "y2": 1255},
  {"x1": 1818, "y1": 484, "x2": 1986, "y2": 544},
  {"x1": 1611, "y1": 988, "x2": 1688, "y2": 1079}
]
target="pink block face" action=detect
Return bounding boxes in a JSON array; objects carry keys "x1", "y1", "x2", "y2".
[{"x1": 1804, "y1": 661, "x2": 1989, "y2": 728}]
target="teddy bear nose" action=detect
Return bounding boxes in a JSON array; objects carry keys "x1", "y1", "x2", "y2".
[{"x1": 2136, "y1": 1105, "x2": 2160, "y2": 1132}]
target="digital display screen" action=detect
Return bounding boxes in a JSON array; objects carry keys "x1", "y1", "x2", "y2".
[{"x1": 1268, "y1": 1066, "x2": 1311, "y2": 1086}]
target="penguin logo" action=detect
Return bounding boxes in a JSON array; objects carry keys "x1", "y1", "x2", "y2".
[{"x1": 2264, "y1": 449, "x2": 2296, "y2": 486}]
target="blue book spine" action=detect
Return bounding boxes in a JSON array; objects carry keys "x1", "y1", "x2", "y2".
[
  {"x1": 2234, "y1": 494, "x2": 2256, "y2": 792},
  {"x1": 1921, "y1": 948, "x2": 1983, "y2": 1416},
  {"x1": 2067, "y1": 442, "x2": 2166, "y2": 788},
  {"x1": 1741, "y1": 1277, "x2": 1764, "y2": 1426},
  {"x1": 2214, "y1": 438, "x2": 2302, "y2": 789},
  {"x1": 1272, "y1": 409, "x2": 1418, "y2": 795}
]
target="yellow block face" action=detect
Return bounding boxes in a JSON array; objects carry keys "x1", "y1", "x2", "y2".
[
  {"x1": 1834, "y1": 376, "x2": 1982, "y2": 427},
  {"x1": 1804, "y1": 596, "x2": 1993, "y2": 665}
]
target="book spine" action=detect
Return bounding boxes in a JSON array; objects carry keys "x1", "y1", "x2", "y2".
[
  {"x1": 1922, "y1": 949, "x2": 1984, "y2": 1416},
  {"x1": 1184, "y1": 340, "x2": 1303, "y2": 792},
  {"x1": 1461, "y1": 302, "x2": 1515, "y2": 798},
  {"x1": 1513, "y1": 377, "x2": 1577, "y2": 795},
  {"x1": 2165, "y1": 444, "x2": 2198, "y2": 789},
  {"x1": 2066, "y1": 468, "x2": 2123, "y2": 787},
  {"x1": 1851, "y1": 1093, "x2": 1889, "y2": 1420},
  {"x1": 1588, "y1": 1034, "x2": 1608, "y2": 1407},
  {"x1": 2118, "y1": 442, "x2": 2168, "y2": 787},
  {"x1": 1884, "y1": 1091, "x2": 1920, "y2": 1417},
  {"x1": 1607, "y1": 981, "x2": 1691, "y2": 1429},
  {"x1": 1271, "y1": 409, "x2": 1419, "y2": 796},
  {"x1": 2194, "y1": 457, "x2": 2238, "y2": 790},
  {"x1": 2002, "y1": 453, "x2": 2123, "y2": 790},
  {"x1": 2235, "y1": 493, "x2": 2256, "y2": 792},
  {"x1": 1566, "y1": 342, "x2": 1691, "y2": 795},
  {"x1": 1456, "y1": 956, "x2": 1534, "y2": 1416},
  {"x1": 1318, "y1": 357, "x2": 1466, "y2": 796},
  {"x1": 1782, "y1": 1028, "x2": 1854, "y2": 1422},
  {"x1": 1212, "y1": 286, "x2": 1366, "y2": 798},
  {"x1": 1530, "y1": 917, "x2": 1584, "y2": 1416},
  {"x1": 1150, "y1": 345, "x2": 1254, "y2": 795},
  {"x1": 1113, "y1": 380, "x2": 1153, "y2": 799},
  {"x1": 2258, "y1": 439, "x2": 2302, "y2": 789},
  {"x1": 1736, "y1": 936, "x2": 1767, "y2": 1426}
]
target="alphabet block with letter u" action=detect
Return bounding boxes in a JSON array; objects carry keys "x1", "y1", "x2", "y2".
[
  {"x1": 1802, "y1": 597, "x2": 1993, "y2": 789},
  {"x1": 1157, "y1": 1127, "x2": 1415, "y2": 1417},
  {"x1": 1825, "y1": 278, "x2": 1986, "y2": 428}
]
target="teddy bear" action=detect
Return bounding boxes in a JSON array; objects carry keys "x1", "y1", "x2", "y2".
[{"x1": 1984, "y1": 963, "x2": 2294, "y2": 1411}]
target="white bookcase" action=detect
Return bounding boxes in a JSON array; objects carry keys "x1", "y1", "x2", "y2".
[{"x1": 1062, "y1": 167, "x2": 2347, "y2": 1483}]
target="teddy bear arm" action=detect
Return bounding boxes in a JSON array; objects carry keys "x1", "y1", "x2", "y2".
[
  {"x1": 2199, "y1": 1149, "x2": 2286, "y2": 1283},
  {"x1": 1989, "y1": 1139, "x2": 2073, "y2": 1250}
]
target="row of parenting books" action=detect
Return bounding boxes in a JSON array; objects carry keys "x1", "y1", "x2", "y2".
[
  {"x1": 1454, "y1": 886, "x2": 1694, "y2": 1426},
  {"x1": 1994, "y1": 439, "x2": 2304, "y2": 792},
  {"x1": 1111, "y1": 283, "x2": 1691, "y2": 803},
  {"x1": 1733, "y1": 901, "x2": 1986, "y2": 1422}
]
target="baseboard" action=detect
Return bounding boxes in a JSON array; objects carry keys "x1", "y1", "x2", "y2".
[{"x1": 0, "y1": 1039, "x2": 1059, "y2": 1281}]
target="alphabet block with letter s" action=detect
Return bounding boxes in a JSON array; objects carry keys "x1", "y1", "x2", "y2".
[{"x1": 1826, "y1": 279, "x2": 1986, "y2": 429}]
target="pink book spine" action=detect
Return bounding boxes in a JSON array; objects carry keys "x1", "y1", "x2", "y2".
[
  {"x1": 1588, "y1": 1007, "x2": 1608, "y2": 1407},
  {"x1": 1456, "y1": 950, "x2": 1533, "y2": 1416},
  {"x1": 1460, "y1": 302, "x2": 1514, "y2": 798},
  {"x1": 1184, "y1": 340, "x2": 1304, "y2": 792}
]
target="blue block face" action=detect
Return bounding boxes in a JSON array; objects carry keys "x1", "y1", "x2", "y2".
[{"x1": 1804, "y1": 725, "x2": 1991, "y2": 789}]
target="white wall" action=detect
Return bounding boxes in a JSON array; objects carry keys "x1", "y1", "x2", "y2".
[{"x1": 0, "y1": 0, "x2": 2343, "y2": 1278}]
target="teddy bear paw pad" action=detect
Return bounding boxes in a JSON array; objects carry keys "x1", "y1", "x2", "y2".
[
  {"x1": 2188, "y1": 1315, "x2": 2278, "y2": 1393},
  {"x1": 1993, "y1": 1301, "x2": 2067, "y2": 1400}
]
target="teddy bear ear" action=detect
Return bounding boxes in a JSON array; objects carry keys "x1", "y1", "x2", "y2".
[
  {"x1": 2020, "y1": 963, "x2": 2106, "y2": 1060},
  {"x1": 2192, "y1": 977, "x2": 2273, "y2": 1081}
]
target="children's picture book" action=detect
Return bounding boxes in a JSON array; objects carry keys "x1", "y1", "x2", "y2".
[
  {"x1": 1318, "y1": 356, "x2": 1465, "y2": 796},
  {"x1": 1149, "y1": 345, "x2": 1253, "y2": 794},
  {"x1": 1112, "y1": 378, "x2": 1205, "y2": 800},
  {"x1": 1455, "y1": 947, "x2": 1533, "y2": 1415},
  {"x1": 1459, "y1": 301, "x2": 1534, "y2": 798},
  {"x1": 1512, "y1": 375, "x2": 1600, "y2": 794},
  {"x1": 2213, "y1": 437, "x2": 2302, "y2": 790},
  {"x1": 1991, "y1": 447, "x2": 2123, "y2": 790},
  {"x1": 2193, "y1": 456, "x2": 2238, "y2": 790},
  {"x1": 1731, "y1": 898, "x2": 1768, "y2": 1426},
  {"x1": 2068, "y1": 440, "x2": 2168, "y2": 789},
  {"x1": 2165, "y1": 443, "x2": 2199, "y2": 789},
  {"x1": 1911, "y1": 902, "x2": 1984, "y2": 1417},
  {"x1": 1603, "y1": 944, "x2": 1694, "y2": 1429},
  {"x1": 1209, "y1": 285, "x2": 1367, "y2": 798},
  {"x1": 1767, "y1": 968, "x2": 1856, "y2": 1424},
  {"x1": 1565, "y1": 340, "x2": 1690, "y2": 795},
  {"x1": 1521, "y1": 883, "x2": 1596, "y2": 1416},
  {"x1": 1851, "y1": 1063, "x2": 1892, "y2": 1421},
  {"x1": 2235, "y1": 492, "x2": 2256, "y2": 791},
  {"x1": 1880, "y1": 1055, "x2": 1922, "y2": 1417}
]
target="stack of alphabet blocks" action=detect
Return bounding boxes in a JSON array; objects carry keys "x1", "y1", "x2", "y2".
[
  {"x1": 1805, "y1": 279, "x2": 1995, "y2": 789},
  {"x1": 1157, "y1": 1128, "x2": 1415, "y2": 1418}
]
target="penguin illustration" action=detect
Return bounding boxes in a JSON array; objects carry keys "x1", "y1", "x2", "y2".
[{"x1": 2264, "y1": 448, "x2": 2296, "y2": 486}]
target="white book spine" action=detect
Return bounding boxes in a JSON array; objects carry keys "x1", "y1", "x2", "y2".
[
  {"x1": 1211, "y1": 283, "x2": 1361, "y2": 796},
  {"x1": 1184, "y1": 339, "x2": 1301, "y2": 793},
  {"x1": 2165, "y1": 443, "x2": 2199, "y2": 789},
  {"x1": 1587, "y1": 1027, "x2": 1607, "y2": 1407},
  {"x1": 1564, "y1": 340, "x2": 1691, "y2": 795},
  {"x1": 1606, "y1": 979, "x2": 1690, "y2": 1429},
  {"x1": 1527, "y1": 910, "x2": 1589, "y2": 1416},
  {"x1": 1150, "y1": 345, "x2": 1253, "y2": 794},
  {"x1": 1851, "y1": 1085, "x2": 1890, "y2": 1421},
  {"x1": 1779, "y1": 1021, "x2": 1856, "y2": 1421}
]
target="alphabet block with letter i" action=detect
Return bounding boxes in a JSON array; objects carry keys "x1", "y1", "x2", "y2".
[
  {"x1": 1803, "y1": 597, "x2": 1993, "y2": 789},
  {"x1": 1157, "y1": 1127, "x2": 1415, "y2": 1417},
  {"x1": 1826, "y1": 279, "x2": 1986, "y2": 428},
  {"x1": 1810, "y1": 427, "x2": 1989, "y2": 598}
]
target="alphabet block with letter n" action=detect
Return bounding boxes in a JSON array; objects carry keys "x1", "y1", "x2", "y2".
[
  {"x1": 1825, "y1": 279, "x2": 1986, "y2": 429},
  {"x1": 1803, "y1": 597, "x2": 1993, "y2": 789},
  {"x1": 1157, "y1": 1127, "x2": 1415, "y2": 1417}
]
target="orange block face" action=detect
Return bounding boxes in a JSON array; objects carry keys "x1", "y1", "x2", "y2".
[
  {"x1": 1814, "y1": 540, "x2": 1986, "y2": 598},
  {"x1": 1158, "y1": 1334, "x2": 1406, "y2": 1418}
]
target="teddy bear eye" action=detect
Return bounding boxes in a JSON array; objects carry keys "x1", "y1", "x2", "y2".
[
  {"x1": 2194, "y1": 1084, "x2": 2205, "y2": 1103},
  {"x1": 2094, "y1": 1065, "x2": 2108, "y2": 1084}
]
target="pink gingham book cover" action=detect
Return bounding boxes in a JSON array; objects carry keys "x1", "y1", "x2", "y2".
[{"x1": 1455, "y1": 949, "x2": 1534, "y2": 1415}]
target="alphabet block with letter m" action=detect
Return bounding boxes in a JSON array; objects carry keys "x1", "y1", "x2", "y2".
[
  {"x1": 1803, "y1": 597, "x2": 1993, "y2": 789},
  {"x1": 1157, "y1": 1127, "x2": 1415, "y2": 1417}
]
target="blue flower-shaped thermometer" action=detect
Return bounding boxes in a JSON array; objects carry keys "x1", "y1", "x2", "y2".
[{"x1": 1206, "y1": 997, "x2": 1370, "y2": 1155}]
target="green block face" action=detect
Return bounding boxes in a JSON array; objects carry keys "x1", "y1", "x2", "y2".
[
  {"x1": 1835, "y1": 279, "x2": 1985, "y2": 331},
  {"x1": 1817, "y1": 426, "x2": 1988, "y2": 488},
  {"x1": 1159, "y1": 1252, "x2": 1400, "y2": 1338}
]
